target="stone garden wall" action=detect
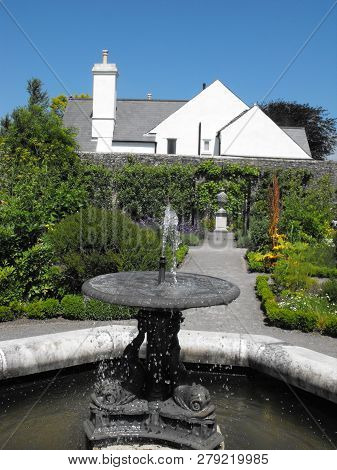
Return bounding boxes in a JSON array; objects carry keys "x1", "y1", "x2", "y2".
[{"x1": 79, "y1": 152, "x2": 337, "y2": 186}]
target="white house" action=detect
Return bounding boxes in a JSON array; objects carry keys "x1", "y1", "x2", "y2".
[{"x1": 63, "y1": 50, "x2": 312, "y2": 159}]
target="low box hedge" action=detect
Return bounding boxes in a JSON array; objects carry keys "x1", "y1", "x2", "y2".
[
  {"x1": 61, "y1": 295, "x2": 135, "y2": 321},
  {"x1": 255, "y1": 275, "x2": 337, "y2": 336},
  {"x1": 0, "y1": 306, "x2": 16, "y2": 322},
  {"x1": 0, "y1": 295, "x2": 135, "y2": 322}
]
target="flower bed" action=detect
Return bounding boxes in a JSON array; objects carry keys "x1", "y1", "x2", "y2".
[{"x1": 256, "y1": 275, "x2": 337, "y2": 336}]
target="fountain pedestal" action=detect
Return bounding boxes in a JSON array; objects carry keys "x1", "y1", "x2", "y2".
[
  {"x1": 82, "y1": 270, "x2": 240, "y2": 449},
  {"x1": 84, "y1": 309, "x2": 224, "y2": 449}
]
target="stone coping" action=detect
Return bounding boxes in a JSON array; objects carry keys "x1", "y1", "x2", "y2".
[{"x1": 0, "y1": 325, "x2": 336, "y2": 404}]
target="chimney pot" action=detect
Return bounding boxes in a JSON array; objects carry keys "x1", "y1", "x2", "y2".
[
  {"x1": 102, "y1": 49, "x2": 108, "y2": 64},
  {"x1": 202, "y1": 82, "x2": 206, "y2": 90}
]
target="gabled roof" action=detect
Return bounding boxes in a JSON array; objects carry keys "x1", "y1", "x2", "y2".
[
  {"x1": 114, "y1": 99, "x2": 187, "y2": 141},
  {"x1": 218, "y1": 105, "x2": 312, "y2": 159},
  {"x1": 280, "y1": 127, "x2": 311, "y2": 156},
  {"x1": 63, "y1": 98, "x2": 187, "y2": 151},
  {"x1": 148, "y1": 80, "x2": 249, "y2": 135}
]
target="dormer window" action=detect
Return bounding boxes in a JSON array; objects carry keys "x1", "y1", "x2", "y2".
[{"x1": 167, "y1": 138, "x2": 177, "y2": 154}]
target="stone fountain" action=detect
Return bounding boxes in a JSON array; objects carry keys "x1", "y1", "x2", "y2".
[{"x1": 82, "y1": 207, "x2": 240, "y2": 450}]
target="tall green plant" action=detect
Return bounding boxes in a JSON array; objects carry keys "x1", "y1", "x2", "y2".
[
  {"x1": 46, "y1": 207, "x2": 163, "y2": 293},
  {"x1": 279, "y1": 175, "x2": 335, "y2": 243}
]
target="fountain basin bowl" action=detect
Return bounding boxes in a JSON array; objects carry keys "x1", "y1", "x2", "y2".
[{"x1": 82, "y1": 271, "x2": 240, "y2": 311}]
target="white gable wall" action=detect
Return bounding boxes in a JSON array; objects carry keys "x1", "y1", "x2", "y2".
[
  {"x1": 220, "y1": 106, "x2": 311, "y2": 159},
  {"x1": 149, "y1": 81, "x2": 249, "y2": 156}
]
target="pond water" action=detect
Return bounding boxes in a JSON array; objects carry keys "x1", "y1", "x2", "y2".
[{"x1": 0, "y1": 365, "x2": 336, "y2": 450}]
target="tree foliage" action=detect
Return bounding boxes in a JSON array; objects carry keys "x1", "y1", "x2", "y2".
[
  {"x1": 262, "y1": 100, "x2": 337, "y2": 160},
  {"x1": 0, "y1": 78, "x2": 114, "y2": 302},
  {"x1": 50, "y1": 94, "x2": 68, "y2": 117},
  {"x1": 27, "y1": 78, "x2": 49, "y2": 108},
  {"x1": 279, "y1": 175, "x2": 335, "y2": 243},
  {"x1": 268, "y1": 175, "x2": 280, "y2": 249},
  {"x1": 72, "y1": 93, "x2": 91, "y2": 99},
  {"x1": 247, "y1": 170, "x2": 336, "y2": 251}
]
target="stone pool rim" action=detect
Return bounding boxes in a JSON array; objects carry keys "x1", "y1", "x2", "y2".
[{"x1": 0, "y1": 325, "x2": 336, "y2": 405}]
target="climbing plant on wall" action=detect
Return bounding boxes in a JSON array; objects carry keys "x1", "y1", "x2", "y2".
[
  {"x1": 112, "y1": 163, "x2": 196, "y2": 220},
  {"x1": 112, "y1": 160, "x2": 259, "y2": 225}
]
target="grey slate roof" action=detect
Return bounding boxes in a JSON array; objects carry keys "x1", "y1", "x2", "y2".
[
  {"x1": 63, "y1": 98, "x2": 311, "y2": 157},
  {"x1": 114, "y1": 99, "x2": 186, "y2": 141},
  {"x1": 280, "y1": 127, "x2": 311, "y2": 156},
  {"x1": 63, "y1": 99, "x2": 96, "y2": 152},
  {"x1": 63, "y1": 98, "x2": 187, "y2": 151}
]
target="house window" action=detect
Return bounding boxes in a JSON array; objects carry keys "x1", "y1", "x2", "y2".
[
  {"x1": 204, "y1": 140, "x2": 210, "y2": 152},
  {"x1": 167, "y1": 138, "x2": 177, "y2": 154}
]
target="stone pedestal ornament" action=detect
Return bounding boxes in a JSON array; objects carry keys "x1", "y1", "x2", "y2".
[{"x1": 215, "y1": 189, "x2": 228, "y2": 232}]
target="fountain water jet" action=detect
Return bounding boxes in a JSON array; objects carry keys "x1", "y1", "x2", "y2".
[{"x1": 82, "y1": 206, "x2": 240, "y2": 449}]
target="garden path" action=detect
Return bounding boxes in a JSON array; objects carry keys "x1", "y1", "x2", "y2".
[{"x1": 179, "y1": 232, "x2": 337, "y2": 359}]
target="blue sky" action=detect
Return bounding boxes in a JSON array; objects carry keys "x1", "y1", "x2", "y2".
[{"x1": 1, "y1": 0, "x2": 336, "y2": 157}]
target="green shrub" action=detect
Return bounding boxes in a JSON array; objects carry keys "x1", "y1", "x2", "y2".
[
  {"x1": 180, "y1": 233, "x2": 201, "y2": 246},
  {"x1": 322, "y1": 279, "x2": 337, "y2": 303},
  {"x1": 24, "y1": 298, "x2": 60, "y2": 319},
  {"x1": 309, "y1": 265, "x2": 337, "y2": 278},
  {"x1": 42, "y1": 298, "x2": 60, "y2": 318},
  {"x1": 200, "y1": 217, "x2": 215, "y2": 233},
  {"x1": 247, "y1": 215, "x2": 270, "y2": 251},
  {"x1": 47, "y1": 207, "x2": 163, "y2": 293},
  {"x1": 235, "y1": 230, "x2": 250, "y2": 248},
  {"x1": 0, "y1": 265, "x2": 22, "y2": 305},
  {"x1": 61, "y1": 295, "x2": 86, "y2": 320},
  {"x1": 279, "y1": 175, "x2": 335, "y2": 243},
  {"x1": 60, "y1": 295, "x2": 135, "y2": 321},
  {"x1": 291, "y1": 310, "x2": 318, "y2": 332},
  {"x1": 323, "y1": 316, "x2": 337, "y2": 336},
  {"x1": 246, "y1": 251, "x2": 267, "y2": 272},
  {"x1": 9, "y1": 300, "x2": 25, "y2": 318},
  {"x1": 0, "y1": 306, "x2": 15, "y2": 322},
  {"x1": 272, "y1": 258, "x2": 315, "y2": 291},
  {"x1": 256, "y1": 275, "x2": 337, "y2": 336},
  {"x1": 176, "y1": 244, "x2": 189, "y2": 266},
  {"x1": 84, "y1": 299, "x2": 134, "y2": 321},
  {"x1": 0, "y1": 296, "x2": 133, "y2": 323},
  {"x1": 24, "y1": 301, "x2": 45, "y2": 319}
]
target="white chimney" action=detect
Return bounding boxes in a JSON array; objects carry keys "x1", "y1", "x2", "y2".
[{"x1": 92, "y1": 49, "x2": 118, "y2": 152}]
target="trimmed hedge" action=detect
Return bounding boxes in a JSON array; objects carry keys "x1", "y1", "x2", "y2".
[
  {"x1": 61, "y1": 295, "x2": 86, "y2": 320},
  {"x1": 61, "y1": 295, "x2": 134, "y2": 321},
  {"x1": 0, "y1": 306, "x2": 15, "y2": 322},
  {"x1": 0, "y1": 295, "x2": 135, "y2": 322},
  {"x1": 256, "y1": 275, "x2": 337, "y2": 336}
]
